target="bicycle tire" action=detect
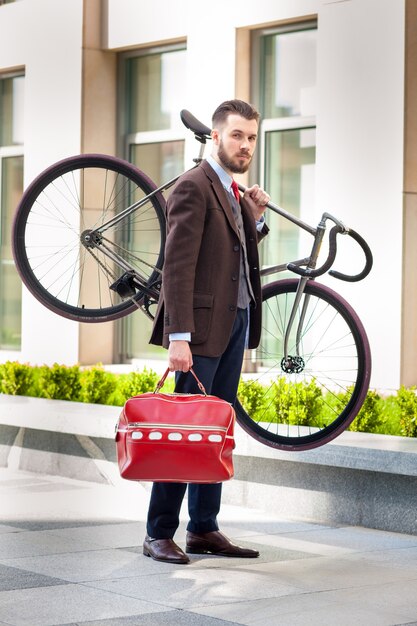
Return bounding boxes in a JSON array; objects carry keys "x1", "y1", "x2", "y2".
[
  {"x1": 12, "y1": 154, "x2": 166, "y2": 322},
  {"x1": 236, "y1": 279, "x2": 371, "y2": 451}
]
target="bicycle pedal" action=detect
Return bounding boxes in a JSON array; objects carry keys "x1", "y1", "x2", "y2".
[{"x1": 110, "y1": 272, "x2": 137, "y2": 299}]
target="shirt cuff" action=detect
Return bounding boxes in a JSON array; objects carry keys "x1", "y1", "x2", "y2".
[
  {"x1": 169, "y1": 332, "x2": 191, "y2": 341},
  {"x1": 256, "y1": 216, "x2": 265, "y2": 232}
]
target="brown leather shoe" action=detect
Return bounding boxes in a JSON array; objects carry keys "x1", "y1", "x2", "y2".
[
  {"x1": 186, "y1": 530, "x2": 259, "y2": 558},
  {"x1": 143, "y1": 535, "x2": 190, "y2": 564}
]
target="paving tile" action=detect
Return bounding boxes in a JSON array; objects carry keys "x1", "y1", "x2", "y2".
[
  {"x1": 0, "y1": 530, "x2": 106, "y2": 559},
  {"x1": 61, "y1": 611, "x2": 238, "y2": 625},
  {"x1": 0, "y1": 563, "x2": 64, "y2": 591},
  {"x1": 189, "y1": 596, "x2": 402, "y2": 626},
  {"x1": 36, "y1": 521, "x2": 146, "y2": 549},
  {"x1": 5, "y1": 519, "x2": 125, "y2": 531},
  {"x1": 0, "y1": 524, "x2": 25, "y2": 535},
  {"x1": 278, "y1": 525, "x2": 417, "y2": 553},
  {"x1": 246, "y1": 525, "x2": 417, "y2": 560},
  {"x1": 348, "y1": 545, "x2": 417, "y2": 570},
  {"x1": 84, "y1": 566, "x2": 301, "y2": 609},
  {"x1": 121, "y1": 540, "x2": 313, "y2": 568},
  {"x1": 244, "y1": 531, "x2": 351, "y2": 557},
  {"x1": 242, "y1": 553, "x2": 417, "y2": 593},
  {"x1": 190, "y1": 579, "x2": 417, "y2": 626},
  {"x1": 0, "y1": 584, "x2": 168, "y2": 626},
  {"x1": 0, "y1": 547, "x2": 179, "y2": 583},
  {"x1": 220, "y1": 518, "x2": 333, "y2": 537}
]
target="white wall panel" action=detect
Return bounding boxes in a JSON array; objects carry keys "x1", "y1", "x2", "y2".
[{"x1": 316, "y1": 0, "x2": 405, "y2": 390}]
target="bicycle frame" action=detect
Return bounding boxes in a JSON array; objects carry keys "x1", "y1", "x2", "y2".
[{"x1": 82, "y1": 116, "x2": 372, "y2": 361}]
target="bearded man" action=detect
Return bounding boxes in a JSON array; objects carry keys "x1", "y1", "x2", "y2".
[{"x1": 144, "y1": 99, "x2": 270, "y2": 564}]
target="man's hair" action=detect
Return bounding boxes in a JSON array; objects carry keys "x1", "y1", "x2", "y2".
[{"x1": 212, "y1": 99, "x2": 260, "y2": 128}]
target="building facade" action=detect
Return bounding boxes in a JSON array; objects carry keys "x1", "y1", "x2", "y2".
[{"x1": 0, "y1": 0, "x2": 415, "y2": 393}]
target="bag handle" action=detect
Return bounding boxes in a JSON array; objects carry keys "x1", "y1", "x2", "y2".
[{"x1": 154, "y1": 367, "x2": 207, "y2": 395}]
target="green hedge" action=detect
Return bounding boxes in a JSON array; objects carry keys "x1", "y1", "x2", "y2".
[
  {"x1": 0, "y1": 360, "x2": 416, "y2": 438},
  {"x1": 0, "y1": 361, "x2": 166, "y2": 407}
]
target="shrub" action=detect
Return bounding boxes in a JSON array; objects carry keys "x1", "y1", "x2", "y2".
[
  {"x1": 79, "y1": 364, "x2": 117, "y2": 404},
  {"x1": 35, "y1": 363, "x2": 81, "y2": 401},
  {"x1": 272, "y1": 377, "x2": 323, "y2": 426},
  {"x1": 118, "y1": 367, "x2": 159, "y2": 403},
  {"x1": 238, "y1": 378, "x2": 269, "y2": 421},
  {"x1": 0, "y1": 361, "x2": 35, "y2": 396},
  {"x1": 347, "y1": 388, "x2": 384, "y2": 433},
  {"x1": 395, "y1": 385, "x2": 417, "y2": 438}
]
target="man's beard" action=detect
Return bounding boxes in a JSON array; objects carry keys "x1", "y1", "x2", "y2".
[{"x1": 218, "y1": 140, "x2": 251, "y2": 174}]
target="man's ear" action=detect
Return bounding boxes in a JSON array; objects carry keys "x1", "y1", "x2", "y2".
[{"x1": 211, "y1": 128, "x2": 220, "y2": 145}]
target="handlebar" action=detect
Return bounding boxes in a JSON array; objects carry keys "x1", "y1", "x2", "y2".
[
  {"x1": 328, "y1": 228, "x2": 373, "y2": 282},
  {"x1": 287, "y1": 226, "x2": 373, "y2": 282}
]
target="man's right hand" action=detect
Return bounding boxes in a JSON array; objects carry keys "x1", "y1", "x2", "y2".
[{"x1": 168, "y1": 340, "x2": 193, "y2": 372}]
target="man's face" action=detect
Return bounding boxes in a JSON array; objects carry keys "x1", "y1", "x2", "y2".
[{"x1": 212, "y1": 114, "x2": 258, "y2": 175}]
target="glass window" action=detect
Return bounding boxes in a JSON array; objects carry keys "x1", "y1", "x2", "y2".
[
  {"x1": 130, "y1": 140, "x2": 184, "y2": 186},
  {"x1": 119, "y1": 47, "x2": 186, "y2": 362},
  {"x1": 252, "y1": 23, "x2": 317, "y2": 274},
  {"x1": 260, "y1": 27, "x2": 317, "y2": 119},
  {"x1": 262, "y1": 127, "x2": 316, "y2": 271},
  {"x1": 0, "y1": 156, "x2": 23, "y2": 349},
  {"x1": 126, "y1": 49, "x2": 186, "y2": 134},
  {"x1": 126, "y1": 141, "x2": 184, "y2": 360},
  {"x1": 0, "y1": 73, "x2": 24, "y2": 351},
  {"x1": 251, "y1": 24, "x2": 317, "y2": 373},
  {"x1": 0, "y1": 75, "x2": 24, "y2": 146}
]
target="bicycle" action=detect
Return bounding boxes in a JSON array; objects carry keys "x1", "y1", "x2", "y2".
[{"x1": 12, "y1": 110, "x2": 373, "y2": 452}]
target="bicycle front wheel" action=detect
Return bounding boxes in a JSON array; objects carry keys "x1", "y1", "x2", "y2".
[
  {"x1": 236, "y1": 279, "x2": 371, "y2": 450},
  {"x1": 12, "y1": 154, "x2": 166, "y2": 322}
]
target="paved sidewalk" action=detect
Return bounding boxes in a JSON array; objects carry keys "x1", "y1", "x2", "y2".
[{"x1": 1, "y1": 467, "x2": 417, "y2": 626}]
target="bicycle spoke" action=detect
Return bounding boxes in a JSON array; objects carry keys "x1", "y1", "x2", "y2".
[
  {"x1": 237, "y1": 279, "x2": 370, "y2": 450},
  {"x1": 13, "y1": 154, "x2": 166, "y2": 321}
]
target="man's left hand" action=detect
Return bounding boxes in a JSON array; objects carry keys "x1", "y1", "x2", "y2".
[{"x1": 243, "y1": 184, "x2": 270, "y2": 221}]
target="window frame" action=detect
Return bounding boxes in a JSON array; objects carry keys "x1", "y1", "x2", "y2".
[
  {"x1": 117, "y1": 44, "x2": 187, "y2": 363},
  {"x1": 118, "y1": 43, "x2": 187, "y2": 164},
  {"x1": 259, "y1": 116, "x2": 316, "y2": 187},
  {"x1": 0, "y1": 72, "x2": 24, "y2": 351},
  {"x1": 250, "y1": 21, "x2": 317, "y2": 189}
]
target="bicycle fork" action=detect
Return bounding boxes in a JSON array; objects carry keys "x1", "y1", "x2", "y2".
[{"x1": 282, "y1": 219, "x2": 327, "y2": 372}]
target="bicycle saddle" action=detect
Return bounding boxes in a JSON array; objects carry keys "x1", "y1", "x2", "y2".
[{"x1": 180, "y1": 109, "x2": 211, "y2": 142}]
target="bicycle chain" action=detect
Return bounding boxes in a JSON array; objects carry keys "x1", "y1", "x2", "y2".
[
  {"x1": 84, "y1": 244, "x2": 156, "y2": 317},
  {"x1": 84, "y1": 246, "x2": 118, "y2": 282}
]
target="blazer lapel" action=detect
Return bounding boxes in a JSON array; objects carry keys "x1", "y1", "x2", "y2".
[{"x1": 200, "y1": 161, "x2": 239, "y2": 238}]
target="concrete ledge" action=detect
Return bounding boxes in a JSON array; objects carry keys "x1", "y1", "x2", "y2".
[{"x1": 1, "y1": 394, "x2": 417, "y2": 534}]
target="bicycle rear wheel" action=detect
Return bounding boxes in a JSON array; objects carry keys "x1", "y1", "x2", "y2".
[
  {"x1": 12, "y1": 154, "x2": 166, "y2": 322},
  {"x1": 236, "y1": 279, "x2": 371, "y2": 450}
]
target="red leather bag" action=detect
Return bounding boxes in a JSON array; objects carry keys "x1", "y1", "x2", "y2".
[{"x1": 115, "y1": 368, "x2": 235, "y2": 483}]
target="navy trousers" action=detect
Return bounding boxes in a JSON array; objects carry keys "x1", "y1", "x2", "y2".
[{"x1": 146, "y1": 308, "x2": 248, "y2": 539}]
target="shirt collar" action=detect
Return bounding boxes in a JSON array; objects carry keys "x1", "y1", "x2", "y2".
[{"x1": 206, "y1": 155, "x2": 233, "y2": 194}]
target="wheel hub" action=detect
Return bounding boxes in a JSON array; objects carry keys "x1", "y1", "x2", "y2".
[
  {"x1": 81, "y1": 229, "x2": 102, "y2": 248},
  {"x1": 281, "y1": 355, "x2": 305, "y2": 373}
]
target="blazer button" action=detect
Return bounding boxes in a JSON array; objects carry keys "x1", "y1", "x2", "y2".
[
  {"x1": 233, "y1": 245, "x2": 239, "y2": 252},
  {"x1": 229, "y1": 305, "x2": 236, "y2": 312},
  {"x1": 231, "y1": 274, "x2": 238, "y2": 281}
]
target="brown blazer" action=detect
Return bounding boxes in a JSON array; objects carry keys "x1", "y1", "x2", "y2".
[{"x1": 149, "y1": 160, "x2": 268, "y2": 357}]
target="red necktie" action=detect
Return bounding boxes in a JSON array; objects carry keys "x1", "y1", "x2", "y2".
[{"x1": 231, "y1": 180, "x2": 240, "y2": 203}]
